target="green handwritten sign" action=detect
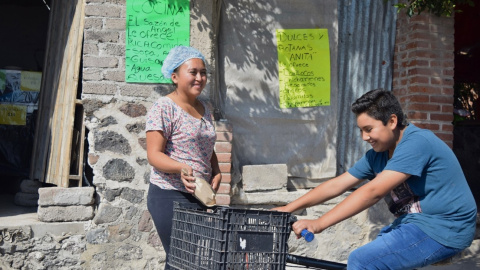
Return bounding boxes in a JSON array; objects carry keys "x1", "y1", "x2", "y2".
[
  {"x1": 126, "y1": 0, "x2": 190, "y2": 83},
  {"x1": 276, "y1": 29, "x2": 331, "y2": 108}
]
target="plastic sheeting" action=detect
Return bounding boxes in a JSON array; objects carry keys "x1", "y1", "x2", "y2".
[
  {"x1": 218, "y1": 0, "x2": 339, "y2": 182},
  {"x1": 0, "y1": 111, "x2": 36, "y2": 177}
]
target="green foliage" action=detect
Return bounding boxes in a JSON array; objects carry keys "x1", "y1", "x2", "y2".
[
  {"x1": 453, "y1": 82, "x2": 479, "y2": 124},
  {"x1": 390, "y1": 0, "x2": 475, "y2": 17}
]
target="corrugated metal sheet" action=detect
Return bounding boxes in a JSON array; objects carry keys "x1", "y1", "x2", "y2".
[{"x1": 336, "y1": 0, "x2": 398, "y2": 174}]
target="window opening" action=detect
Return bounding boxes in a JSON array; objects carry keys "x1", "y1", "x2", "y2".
[
  {"x1": 453, "y1": 2, "x2": 480, "y2": 209},
  {"x1": 0, "y1": 0, "x2": 51, "y2": 196}
]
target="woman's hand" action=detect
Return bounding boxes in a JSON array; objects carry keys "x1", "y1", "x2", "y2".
[
  {"x1": 209, "y1": 152, "x2": 222, "y2": 192},
  {"x1": 181, "y1": 167, "x2": 196, "y2": 194},
  {"x1": 210, "y1": 171, "x2": 222, "y2": 192}
]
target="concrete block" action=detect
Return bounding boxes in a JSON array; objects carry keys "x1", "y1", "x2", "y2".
[
  {"x1": 242, "y1": 164, "x2": 288, "y2": 192},
  {"x1": 231, "y1": 190, "x2": 309, "y2": 206},
  {"x1": 37, "y1": 205, "x2": 95, "y2": 222},
  {"x1": 82, "y1": 81, "x2": 117, "y2": 95},
  {"x1": 30, "y1": 222, "x2": 85, "y2": 238},
  {"x1": 38, "y1": 187, "x2": 95, "y2": 206},
  {"x1": 83, "y1": 55, "x2": 119, "y2": 68}
]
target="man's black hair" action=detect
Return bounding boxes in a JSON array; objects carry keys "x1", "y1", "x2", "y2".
[{"x1": 351, "y1": 89, "x2": 408, "y2": 128}]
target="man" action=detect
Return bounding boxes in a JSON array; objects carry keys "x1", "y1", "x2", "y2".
[{"x1": 275, "y1": 89, "x2": 476, "y2": 269}]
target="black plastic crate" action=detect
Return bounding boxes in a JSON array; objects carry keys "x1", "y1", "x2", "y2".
[{"x1": 168, "y1": 202, "x2": 292, "y2": 270}]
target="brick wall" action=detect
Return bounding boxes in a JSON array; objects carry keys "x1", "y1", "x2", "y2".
[
  {"x1": 214, "y1": 121, "x2": 233, "y2": 205},
  {"x1": 393, "y1": 12, "x2": 455, "y2": 147}
]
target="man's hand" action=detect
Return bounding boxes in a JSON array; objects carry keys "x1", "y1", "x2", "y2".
[
  {"x1": 292, "y1": 219, "x2": 323, "y2": 239},
  {"x1": 271, "y1": 206, "x2": 290, "y2": 212}
]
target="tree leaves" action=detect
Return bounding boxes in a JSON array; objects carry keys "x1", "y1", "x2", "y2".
[{"x1": 387, "y1": 0, "x2": 475, "y2": 17}]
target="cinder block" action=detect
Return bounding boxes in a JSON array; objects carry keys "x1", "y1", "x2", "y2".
[
  {"x1": 242, "y1": 164, "x2": 288, "y2": 192},
  {"x1": 82, "y1": 81, "x2": 116, "y2": 95},
  {"x1": 38, "y1": 187, "x2": 95, "y2": 206},
  {"x1": 38, "y1": 205, "x2": 95, "y2": 222}
]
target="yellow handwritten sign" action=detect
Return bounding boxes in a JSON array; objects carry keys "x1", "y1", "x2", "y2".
[
  {"x1": 0, "y1": 104, "x2": 27, "y2": 125},
  {"x1": 20, "y1": 71, "x2": 42, "y2": 91},
  {"x1": 276, "y1": 29, "x2": 330, "y2": 108},
  {"x1": 125, "y1": 0, "x2": 190, "y2": 83}
]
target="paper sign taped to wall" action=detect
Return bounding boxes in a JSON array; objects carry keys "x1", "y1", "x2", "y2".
[
  {"x1": 125, "y1": 0, "x2": 190, "y2": 83},
  {"x1": 20, "y1": 71, "x2": 42, "y2": 91},
  {"x1": 0, "y1": 70, "x2": 41, "y2": 104},
  {"x1": 0, "y1": 104, "x2": 27, "y2": 125},
  {"x1": 276, "y1": 29, "x2": 331, "y2": 108},
  {"x1": 0, "y1": 70, "x2": 5, "y2": 93}
]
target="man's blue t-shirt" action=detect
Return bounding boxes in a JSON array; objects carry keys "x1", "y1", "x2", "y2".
[{"x1": 348, "y1": 124, "x2": 477, "y2": 249}]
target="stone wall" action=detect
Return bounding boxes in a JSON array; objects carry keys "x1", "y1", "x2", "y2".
[
  {"x1": 79, "y1": 1, "x2": 230, "y2": 268},
  {"x1": 0, "y1": 227, "x2": 86, "y2": 270}
]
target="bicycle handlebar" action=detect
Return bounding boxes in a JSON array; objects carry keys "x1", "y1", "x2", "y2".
[
  {"x1": 286, "y1": 214, "x2": 347, "y2": 269},
  {"x1": 301, "y1": 229, "x2": 314, "y2": 242},
  {"x1": 286, "y1": 254, "x2": 347, "y2": 270}
]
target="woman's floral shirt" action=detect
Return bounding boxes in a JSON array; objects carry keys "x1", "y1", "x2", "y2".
[{"x1": 146, "y1": 97, "x2": 216, "y2": 192}]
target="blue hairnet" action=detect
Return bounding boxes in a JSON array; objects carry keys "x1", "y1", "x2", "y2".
[{"x1": 161, "y1": 46, "x2": 206, "y2": 79}]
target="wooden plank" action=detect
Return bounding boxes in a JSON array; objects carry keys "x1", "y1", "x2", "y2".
[
  {"x1": 53, "y1": 0, "x2": 85, "y2": 188},
  {"x1": 76, "y1": 104, "x2": 85, "y2": 187},
  {"x1": 30, "y1": 0, "x2": 86, "y2": 188},
  {"x1": 30, "y1": 0, "x2": 63, "y2": 182},
  {"x1": 69, "y1": 102, "x2": 85, "y2": 187}
]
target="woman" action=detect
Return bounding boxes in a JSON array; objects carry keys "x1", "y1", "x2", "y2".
[{"x1": 145, "y1": 46, "x2": 222, "y2": 266}]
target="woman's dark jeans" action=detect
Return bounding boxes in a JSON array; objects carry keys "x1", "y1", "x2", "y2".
[{"x1": 147, "y1": 183, "x2": 204, "y2": 269}]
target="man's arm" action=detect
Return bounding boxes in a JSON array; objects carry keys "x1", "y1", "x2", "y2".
[
  {"x1": 274, "y1": 172, "x2": 363, "y2": 213},
  {"x1": 292, "y1": 170, "x2": 410, "y2": 236}
]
